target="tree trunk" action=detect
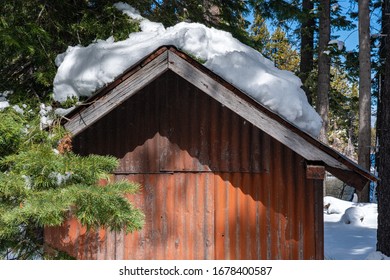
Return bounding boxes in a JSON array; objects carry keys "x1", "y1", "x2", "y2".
[
  {"x1": 376, "y1": 0, "x2": 390, "y2": 258},
  {"x1": 299, "y1": 0, "x2": 315, "y2": 105},
  {"x1": 316, "y1": 0, "x2": 330, "y2": 144},
  {"x1": 357, "y1": 0, "x2": 371, "y2": 202},
  {"x1": 203, "y1": 0, "x2": 217, "y2": 23}
]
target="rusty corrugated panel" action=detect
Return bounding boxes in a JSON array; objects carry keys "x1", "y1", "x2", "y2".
[
  {"x1": 156, "y1": 71, "x2": 266, "y2": 173},
  {"x1": 46, "y1": 70, "x2": 323, "y2": 260},
  {"x1": 117, "y1": 173, "x2": 215, "y2": 260},
  {"x1": 72, "y1": 71, "x2": 267, "y2": 174}
]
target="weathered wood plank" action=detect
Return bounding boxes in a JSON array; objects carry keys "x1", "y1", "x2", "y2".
[{"x1": 65, "y1": 51, "x2": 169, "y2": 135}]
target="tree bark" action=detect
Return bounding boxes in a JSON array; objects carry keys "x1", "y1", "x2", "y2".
[
  {"x1": 299, "y1": 0, "x2": 315, "y2": 105},
  {"x1": 357, "y1": 0, "x2": 371, "y2": 202},
  {"x1": 316, "y1": 0, "x2": 330, "y2": 144},
  {"x1": 376, "y1": 0, "x2": 390, "y2": 257},
  {"x1": 203, "y1": 0, "x2": 220, "y2": 24}
]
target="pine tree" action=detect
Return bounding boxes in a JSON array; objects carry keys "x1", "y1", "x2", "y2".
[
  {"x1": 0, "y1": 1, "x2": 140, "y2": 103},
  {"x1": 299, "y1": 0, "x2": 315, "y2": 104},
  {"x1": 268, "y1": 27, "x2": 300, "y2": 72},
  {"x1": 250, "y1": 14, "x2": 271, "y2": 56},
  {"x1": 1, "y1": 1, "x2": 254, "y2": 105},
  {"x1": 328, "y1": 67, "x2": 359, "y2": 158},
  {"x1": 250, "y1": 11, "x2": 300, "y2": 73},
  {"x1": 0, "y1": 107, "x2": 144, "y2": 259}
]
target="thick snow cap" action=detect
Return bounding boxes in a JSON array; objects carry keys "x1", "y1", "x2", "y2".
[{"x1": 53, "y1": 2, "x2": 322, "y2": 137}]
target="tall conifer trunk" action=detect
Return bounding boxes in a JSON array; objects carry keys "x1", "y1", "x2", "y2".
[
  {"x1": 299, "y1": 0, "x2": 315, "y2": 105},
  {"x1": 316, "y1": 0, "x2": 330, "y2": 144},
  {"x1": 357, "y1": 0, "x2": 371, "y2": 202},
  {"x1": 377, "y1": 0, "x2": 390, "y2": 257}
]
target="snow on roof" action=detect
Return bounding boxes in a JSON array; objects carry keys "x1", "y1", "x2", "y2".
[{"x1": 53, "y1": 2, "x2": 322, "y2": 137}]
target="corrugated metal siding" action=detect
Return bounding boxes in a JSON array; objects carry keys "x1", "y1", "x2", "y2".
[
  {"x1": 45, "y1": 171, "x2": 320, "y2": 259},
  {"x1": 45, "y1": 70, "x2": 323, "y2": 259},
  {"x1": 73, "y1": 71, "x2": 267, "y2": 174}
]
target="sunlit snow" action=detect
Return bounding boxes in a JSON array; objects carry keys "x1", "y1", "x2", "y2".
[
  {"x1": 323, "y1": 196, "x2": 388, "y2": 260},
  {"x1": 53, "y1": 2, "x2": 322, "y2": 137}
]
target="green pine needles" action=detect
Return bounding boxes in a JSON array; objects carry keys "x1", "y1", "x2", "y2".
[{"x1": 0, "y1": 108, "x2": 144, "y2": 259}]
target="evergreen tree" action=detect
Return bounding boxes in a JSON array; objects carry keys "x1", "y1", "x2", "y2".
[
  {"x1": 299, "y1": 0, "x2": 315, "y2": 104},
  {"x1": 268, "y1": 27, "x2": 300, "y2": 72},
  {"x1": 1, "y1": 1, "x2": 254, "y2": 106},
  {"x1": 328, "y1": 67, "x2": 359, "y2": 158},
  {"x1": 132, "y1": 0, "x2": 251, "y2": 43},
  {"x1": 0, "y1": 0, "x2": 140, "y2": 104},
  {"x1": 0, "y1": 106, "x2": 144, "y2": 259},
  {"x1": 250, "y1": 14, "x2": 271, "y2": 56},
  {"x1": 250, "y1": 14, "x2": 299, "y2": 72}
]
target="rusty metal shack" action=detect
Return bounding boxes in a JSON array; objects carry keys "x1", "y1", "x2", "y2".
[{"x1": 45, "y1": 46, "x2": 376, "y2": 260}]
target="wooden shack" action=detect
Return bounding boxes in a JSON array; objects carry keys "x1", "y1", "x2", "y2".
[{"x1": 45, "y1": 46, "x2": 376, "y2": 260}]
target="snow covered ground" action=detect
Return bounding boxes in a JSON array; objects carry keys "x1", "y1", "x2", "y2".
[{"x1": 323, "y1": 196, "x2": 389, "y2": 260}]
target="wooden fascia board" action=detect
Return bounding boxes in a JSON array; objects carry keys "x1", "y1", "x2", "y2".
[
  {"x1": 64, "y1": 50, "x2": 169, "y2": 136},
  {"x1": 166, "y1": 49, "x2": 375, "y2": 188}
]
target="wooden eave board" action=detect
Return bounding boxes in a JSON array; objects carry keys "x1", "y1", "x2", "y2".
[{"x1": 63, "y1": 46, "x2": 376, "y2": 188}]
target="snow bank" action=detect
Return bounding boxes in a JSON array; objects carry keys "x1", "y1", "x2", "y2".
[
  {"x1": 324, "y1": 196, "x2": 366, "y2": 225},
  {"x1": 53, "y1": 2, "x2": 322, "y2": 137},
  {"x1": 340, "y1": 206, "x2": 365, "y2": 225},
  {"x1": 324, "y1": 196, "x2": 351, "y2": 215},
  {"x1": 324, "y1": 196, "x2": 379, "y2": 260}
]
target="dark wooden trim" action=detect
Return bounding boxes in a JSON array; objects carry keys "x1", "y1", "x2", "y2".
[{"x1": 314, "y1": 179, "x2": 324, "y2": 260}]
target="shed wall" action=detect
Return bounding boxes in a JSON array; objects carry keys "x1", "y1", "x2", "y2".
[{"x1": 45, "y1": 71, "x2": 324, "y2": 259}]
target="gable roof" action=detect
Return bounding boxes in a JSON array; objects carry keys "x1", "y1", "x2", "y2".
[{"x1": 62, "y1": 46, "x2": 377, "y2": 190}]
